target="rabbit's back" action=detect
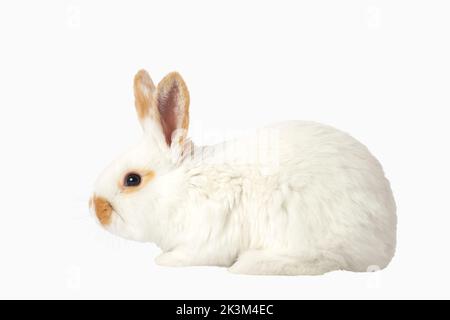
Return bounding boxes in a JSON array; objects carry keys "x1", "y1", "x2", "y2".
[{"x1": 201, "y1": 121, "x2": 397, "y2": 271}]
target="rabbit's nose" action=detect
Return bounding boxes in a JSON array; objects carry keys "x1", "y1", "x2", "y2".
[{"x1": 93, "y1": 196, "x2": 113, "y2": 226}]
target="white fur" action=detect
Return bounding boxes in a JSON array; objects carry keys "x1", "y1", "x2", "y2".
[{"x1": 93, "y1": 120, "x2": 396, "y2": 275}]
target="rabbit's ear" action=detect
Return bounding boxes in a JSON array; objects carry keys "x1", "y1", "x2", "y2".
[
  {"x1": 156, "y1": 72, "x2": 190, "y2": 147},
  {"x1": 133, "y1": 69, "x2": 158, "y2": 129}
]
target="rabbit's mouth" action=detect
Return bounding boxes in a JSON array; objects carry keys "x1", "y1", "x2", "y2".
[
  {"x1": 90, "y1": 196, "x2": 147, "y2": 241},
  {"x1": 91, "y1": 196, "x2": 126, "y2": 226},
  {"x1": 111, "y1": 207, "x2": 126, "y2": 223}
]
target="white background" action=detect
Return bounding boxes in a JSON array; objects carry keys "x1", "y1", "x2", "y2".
[{"x1": 0, "y1": 0, "x2": 449, "y2": 299}]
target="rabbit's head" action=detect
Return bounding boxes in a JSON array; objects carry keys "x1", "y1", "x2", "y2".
[{"x1": 90, "y1": 70, "x2": 190, "y2": 242}]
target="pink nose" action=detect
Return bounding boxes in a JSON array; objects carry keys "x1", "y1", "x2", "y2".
[{"x1": 91, "y1": 196, "x2": 113, "y2": 226}]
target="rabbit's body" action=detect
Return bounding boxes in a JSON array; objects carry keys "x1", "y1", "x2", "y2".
[
  {"x1": 91, "y1": 70, "x2": 397, "y2": 275},
  {"x1": 155, "y1": 121, "x2": 396, "y2": 274}
]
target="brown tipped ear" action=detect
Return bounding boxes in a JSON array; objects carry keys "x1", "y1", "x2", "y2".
[
  {"x1": 156, "y1": 72, "x2": 190, "y2": 146},
  {"x1": 133, "y1": 69, "x2": 158, "y2": 126}
]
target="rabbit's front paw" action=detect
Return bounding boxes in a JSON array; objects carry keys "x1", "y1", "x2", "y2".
[{"x1": 155, "y1": 251, "x2": 191, "y2": 267}]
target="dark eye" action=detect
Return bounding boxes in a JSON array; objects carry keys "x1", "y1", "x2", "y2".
[{"x1": 124, "y1": 173, "x2": 142, "y2": 187}]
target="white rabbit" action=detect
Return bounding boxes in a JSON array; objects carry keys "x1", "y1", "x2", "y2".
[{"x1": 90, "y1": 69, "x2": 396, "y2": 275}]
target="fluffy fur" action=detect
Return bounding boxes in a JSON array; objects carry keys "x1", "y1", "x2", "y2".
[{"x1": 91, "y1": 70, "x2": 397, "y2": 275}]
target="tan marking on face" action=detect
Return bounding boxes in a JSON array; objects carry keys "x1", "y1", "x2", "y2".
[
  {"x1": 119, "y1": 169, "x2": 155, "y2": 194},
  {"x1": 93, "y1": 196, "x2": 113, "y2": 226}
]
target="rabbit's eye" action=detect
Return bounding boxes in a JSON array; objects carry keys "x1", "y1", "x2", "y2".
[{"x1": 124, "y1": 173, "x2": 142, "y2": 187}]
